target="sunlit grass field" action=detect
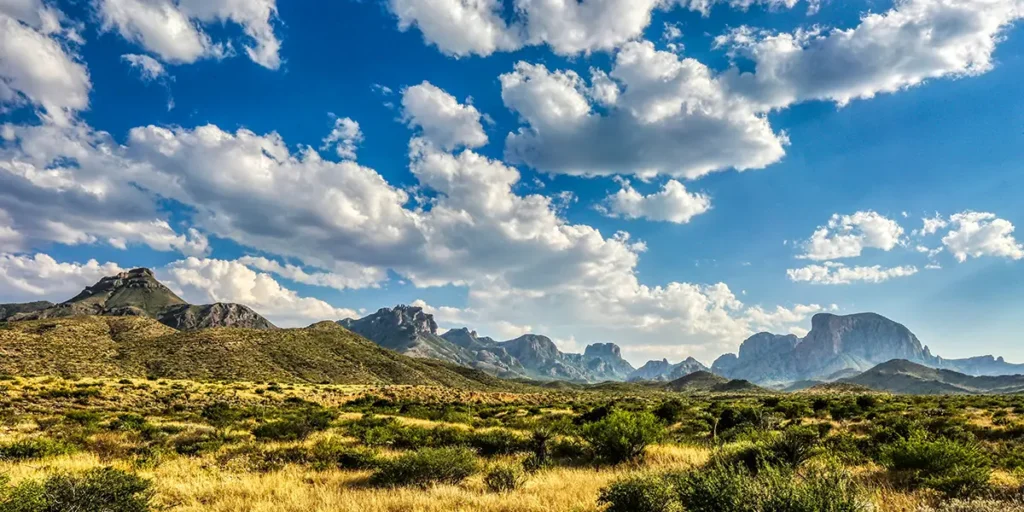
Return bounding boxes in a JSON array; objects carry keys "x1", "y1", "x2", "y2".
[{"x1": 2, "y1": 376, "x2": 1024, "y2": 511}]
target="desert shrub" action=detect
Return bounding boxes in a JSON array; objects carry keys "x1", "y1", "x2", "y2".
[
  {"x1": 670, "y1": 463, "x2": 865, "y2": 512},
  {"x1": 63, "y1": 410, "x2": 102, "y2": 428},
  {"x1": 169, "y1": 429, "x2": 224, "y2": 456},
  {"x1": 653, "y1": 399, "x2": 686, "y2": 425},
  {"x1": 0, "y1": 467, "x2": 152, "y2": 512},
  {"x1": 598, "y1": 474, "x2": 677, "y2": 512},
  {"x1": 715, "y1": 426, "x2": 820, "y2": 473},
  {"x1": 576, "y1": 405, "x2": 613, "y2": 424},
  {"x1": 109, "y1": 413, "x2": 148, "y2": 431},
  {"x1": 0, "y1": 437, "x2": 76, "y2": 461},
  {"x1": 252, "y1": 407, "x2": 335, "y2": 441},
  {"x1": 483, "y1": 463, "x2": 526, "y2": 493},
  {"x1": 308, "y1": 438, "x2": 379, "y2": 470},
  {"x1": 583, "y1": 410, "x2": 662, "y2": 464},
  {"x1": 470, "y1": 428, "x2": 529, "y2": 456},
  {"x1": 879, "y1": 435, "x2": 991, "y2": 498},
  {"x1": 369, "y1": 447, "x2": 479, "y2": 487},
  {"x1": 201, "y1": 402, "x2": 240, "y2": 430}
]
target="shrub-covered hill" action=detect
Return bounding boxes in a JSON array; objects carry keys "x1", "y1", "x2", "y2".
[{"x1": 0, "y1": 316, "x2": 519, "y2": 389}]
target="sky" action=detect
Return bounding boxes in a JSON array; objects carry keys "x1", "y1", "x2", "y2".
[{"x1": 1, "y1": 0, "x2": 1023, "y2": 367}]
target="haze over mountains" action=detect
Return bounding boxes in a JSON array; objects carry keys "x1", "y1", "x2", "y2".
[{"x1": 3, "y1": 268, "x2": 1024, "y2": 393}]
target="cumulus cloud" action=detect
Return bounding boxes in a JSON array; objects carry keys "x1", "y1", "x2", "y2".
[
  {"x1": 716, "y1": 0, "x2": 1024, "y2": 109},
  {"x1": 161, "y1": 257, "x2": 358, "y2": 326},
  {"x1": 0, "y1": 252, "x2": 124, "y2": 302},
  {"x1": 942, "y1": 211, "x2": 1024, "y2": 262},
  {"x1": 797, "y1": 211, "x2": 904, "y2": 260},
  {"x1": 599, "y1": 178, "x2": 711, "y2": 223},
  {"x1": 385, "y1": 0, "x2": 805, "y2": 57},
  {"x1": 914, "y1": 213, "x2": 949, "y2": 236},
  {"x1": 95, "y1": 0, "x2": 281, "y2": 69},
  {"x1": 0, "y1": 4, "x2": 90, "y2": 125},
  {"x1": 237, "y1": 255, "x2": 386, "y2": 290},
  {"x1": 745, "y1": 303, "x2": 834, "y2": 332},
  {"x1": 787, "y1": 262, "x2": 919, "y2": 284},
  {"x1": 501, "y1": 43, "x2": 787, "y2": 179},
  {"x1": 121, "y1": 53, "x2": 166, "y2": 81},
  {"x1": 321, "y1": 116, "x2": 363, "y2": 160},
  {"x1": 401, "y1": 82, "x2": 488, "y2": 150}
]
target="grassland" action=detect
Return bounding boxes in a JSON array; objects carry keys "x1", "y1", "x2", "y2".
[{"x1": 1, "y1": 376, "x2": 1024, "y2": 511}]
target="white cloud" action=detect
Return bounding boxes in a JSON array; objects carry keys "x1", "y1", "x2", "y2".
[
  {"x1": 600, "y1": 178, "x2": 711, "y2": 224},
  {"x1": 913, "y1": 213, "x2": 949, "y2": 236},
  {"x1": 787, "y1": 262, "x2": 919, "y2": 284},
  {"x1": 321, "y1": 116, "x2": 363, "y2": 160},
  {"x1": 401, "y1": 82, "x2": 488, "y2": 150},
  {"x1": 942, "y1": 211, "x2": 1024, "y2": 262},
  {"x1": 798, "y1": 211, "x2": 904, "y2": 260},
  {"x1": 237, "y1": 255, "x2": 385, "y2": 290},
  {"x1": 0, "y1": 252, "x2": 124, "y2": 301},
  {"x1": 161, "y1": 257, "x2": 358, "y2": 326},
  {"x1": 745, "y1": 303, "x2": 832, "y2": 332},
  {"x1": 0, "y1": 7, "x2": 90, "y2": 125},
  {"x1": 717, "y1": 0, "x2": 1024, "y2": 110},
  {"x1": 121, "y1": 53, "x2": 166, "y2": 81},
  {"x1": 385, "y1": 0, "x2": 805, "y2": 57},
  {"x1": 501, "y1": 43, "x2": 787, "y2": 179},
  {"x1": 96, "y1": 0, "x2": 281, "y2": 69}
]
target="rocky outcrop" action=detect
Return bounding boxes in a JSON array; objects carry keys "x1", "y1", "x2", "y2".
[
  {"x1": 3, "y1": 268, "x2": 275, "y2": 331},
  {"x1": 628, "y1": 357, "x2": 708, "y2": 382},
  {"x1": 340, "y1": 306, "x2": 634, "y2": 382}
]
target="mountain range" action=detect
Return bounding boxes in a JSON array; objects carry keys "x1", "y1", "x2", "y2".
[
  {"x1": 4, "y1": 268, "x2": 1024, "y2": 393},
  {"x1": 0, "y1": 268, "x2": 274, "y2": 330},
  {"x1": 338, "y1": 305, "x2": 635, "y2": 383},
  {"x1": 712, "y1": 312, "x2": 1024, "y2": 386}
]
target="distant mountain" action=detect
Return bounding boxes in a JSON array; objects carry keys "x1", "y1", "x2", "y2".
[
  {"x1": 0, "y1": 316, "x2": 514, "y2": 389},
  {"x1": 841, "y1": 359, "x2": 1024, "y2": 394},
  {"x1": 712, "y1": 312, "x2": 1024, "y2": 385},
  {"x1": 1, "y1": 268, "x2": 274, "y2": 330},
  {"x1": 339, "y1": 305, "x2": 633, "y2": 382},
  {"x1": 628, "y1": 357, "x2": 708, "y2": 382},
  {"x1": 0, "y1": 301, "x2": 53, "y2": 321}
]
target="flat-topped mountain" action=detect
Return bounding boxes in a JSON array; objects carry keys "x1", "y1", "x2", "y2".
[
  {"x1": 1, "y1": 268, "x2": 274, "y2": 330},
  {"x1": 339, "y1": 305, "x2": 634, "y2": 382},
  {"x1": 713, "y1": 312, "x2": 1024, "y2": 385},
  {"x1": 628, "y1": 357, "x2": 709, "y2": 382}
]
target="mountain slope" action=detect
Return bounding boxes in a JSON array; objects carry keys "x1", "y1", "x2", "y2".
[
  {"x1": 340, "y1": 305, "x2": 634, "y2": 382},
  {"x1": 3, "y1": 268, "x2": 275, "y2": 330},
  {"x1": 841, "y1": 359, "x2": 1024, "y2": 395},
  {"x1": 0, "y1": 301, "x2": 53, "y2": 321},
  {"x1": 0, "y1": 316, "x2": 516, "y2": 389}
]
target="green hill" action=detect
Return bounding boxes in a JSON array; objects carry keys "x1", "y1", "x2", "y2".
[
  {"x1": 841, "y1": 359, "x2": 1024, "y2": 394},
  {"x1": 664, "y1": 371, "x2": 763, "y2": 393},
  {"x1": 0, "y1": 316, "x2": 520, "y2": 389}
]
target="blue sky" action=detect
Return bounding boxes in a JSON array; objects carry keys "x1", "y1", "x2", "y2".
[{"x1": 1, "y1": 0, "x2": 1023, "y2": 366}]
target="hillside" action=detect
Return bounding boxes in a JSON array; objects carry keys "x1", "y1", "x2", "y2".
[
  {"x1": 2, "y1": 268, "x2": 274, "y2": 330},
  {"x1": 629, "y1": 357, "x2": 709, "y2": 382},
  {"x1": 0, "y1": 316, "x2": 518, "y2": 389},
  {"x1": 841, "y1": 359, "x2": 1024, "y2": 394},
  {"x1": 663, "y1": 371, "x2": 762, "y2": 393}
]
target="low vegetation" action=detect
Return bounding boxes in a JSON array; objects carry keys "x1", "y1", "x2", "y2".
[{"x1": 0, "y1": 376, "x2": 1023, "y2": 511}]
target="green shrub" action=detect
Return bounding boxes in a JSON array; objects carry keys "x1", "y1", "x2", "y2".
[
  {"x1": 110, "y1": 413, "x2": 148, "y2": 431},
  {"x1": 879, "y1": 435, "x2": 991, "y2": 498},
  {"x1": 0, "y1": 467, "x2": 152, "y2": 512},
  {"x1": 484, "y1": 463, "x2": 526, "y2": 493},
  {"x1": 0, "y1": 437, "x2": 76, "y2": 461},
  {"x1": 308, "y1": 438, "x2": 379, "y2": 470},
  {"x1": 201, "y1": 402, "x2": 240, "y2": 429},
  {"x1": 598, "y1": 474, "x2": 678, "y2": 512},
  {"x1": 653, "y1": 399, "x2": 686, "y2": 425},
  {"x1": 470, "y1": 429, "x2": 529, "y2": 456},
  {"x1": 169, "y1": 430, "x2": 224, "y2": 456},
  {"x1": 252, "y1": 408, "x2": 336, "y2": 441},
  {"x1": 583, "y1": 410, "x2": 662, "y2": 464},
  {"x1": 370, "y1": 447, "x2": 479, "y2": 487},
  {"x1": 670, "y1": 463, "x2": 865, "y2": 512}
]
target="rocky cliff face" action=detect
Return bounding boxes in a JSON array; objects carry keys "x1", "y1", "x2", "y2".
[
  {"x1": 2, "y1": 268, "x2": 275, "y2": 331},
  {"x1": 341, "y1": 306, "x2": 633, "y2": 382},
  {"x1": 713, "y1": 312, "x2": 1024, "y2": 385},
  {"x1": 628, "y1": 357, "x2": 708, "y2": 381},
  {"x1": 0, "y1": 301, "x2": 53, "y2": 321}
]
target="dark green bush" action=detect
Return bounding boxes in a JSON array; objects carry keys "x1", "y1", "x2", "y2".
[
  {"x1": 0, "y1": 467, "x2": 152, "y2": 512},
  {"x1": 879, "y1": 435, "x2": 991, "y2": 498},
  {"x1": 598, "y1": 474, "x2": 677, "y2": 512},
  {"x1": 470, "y1": 428, "x2": 529, "y2": 456},
  {"x1": 582, "y1": 410, "x2": 662, "y2": 464},
  {"x1": 252, "y1": 408, "x2": 336, "y2": 441},
  {"x1": 653, "y1": 399, "x2": 686, "y2": 425},
  {"x1": 670, "y1": 463, "x2": 865, "y2": 512},
  {"x1": 0, "y1": 437, "x2": 76, "y2": 461},
  {"x1": 369, "y1": 447, "x2": 479, "y2": 487},
  {"x1": 308, "y1": 438, "x2": 380, "y2": 470},
  {"x1": 483, "y1": 463, "x2": 526, "y2": 493}
]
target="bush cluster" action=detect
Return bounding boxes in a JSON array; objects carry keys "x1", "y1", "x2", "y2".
[{"x1": 369, "y1": 447, "x2": 479, "y2": 487}]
